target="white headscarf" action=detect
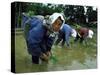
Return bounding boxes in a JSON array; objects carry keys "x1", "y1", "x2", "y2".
[
  {"x1": 43, "y1": 13, "x2": 65, "y2": 37},
  {"x1": 49, "y1": 13, "x2": 64, "y2": 24},
  {"x1": 49, "y1": 13, "x2": 65, "y2": 29},
  {"x1": 71, "y1": 29, "x2": 77, "y2": 38},
  {"x1": 87, "y1": 30, "x2": 94, "y2": 38}
]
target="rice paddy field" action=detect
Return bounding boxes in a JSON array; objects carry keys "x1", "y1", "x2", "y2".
[{"x1": 15, "y1": 28, "x2": 97, "y2": 73}]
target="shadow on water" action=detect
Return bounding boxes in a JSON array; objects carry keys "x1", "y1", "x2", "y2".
[{"x1": 15, "y1": 33, "x2": 97, "y2": 73}]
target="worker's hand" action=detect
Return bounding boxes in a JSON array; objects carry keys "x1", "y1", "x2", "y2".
[
  {"x1": 46, "y1": 51, "x2": 51, "y2": 57},
  {"x1": 40, "y1": 53, "x2": 49, "y2": 62}
]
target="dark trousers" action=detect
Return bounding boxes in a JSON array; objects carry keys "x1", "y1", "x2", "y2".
[
  {"x1": 74, "y1": 33, "x2": 84, "y2": 43},
  {"x1": 32, "y1": 55, "x2": 39, "y2": 64},
  {"x1": 55, "y1": 31, "x2": 65, "y2": 46},
  {"x1": 55, "y1": 37, "x2": 65, "y2": 46}
]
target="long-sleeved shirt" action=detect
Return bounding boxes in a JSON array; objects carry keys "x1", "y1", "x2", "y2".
[
  {"x1": 23, "y1": 16, "x2": 55, "y2": 57},
  {"x1": 60, "y1": 24, "x2": 72, "y2": 46}
]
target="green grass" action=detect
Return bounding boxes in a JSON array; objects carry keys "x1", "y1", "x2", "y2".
[{"x1": 15, "y1": 29, "x2": 97, "y2": 73}]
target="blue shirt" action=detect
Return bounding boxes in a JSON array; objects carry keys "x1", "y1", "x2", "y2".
[
  {"x1": 23, "y1": 16, "x2": 55, "y2": 56},
  {"x1": 60, "y1": 24, "x2": 72, "y2": 46}
]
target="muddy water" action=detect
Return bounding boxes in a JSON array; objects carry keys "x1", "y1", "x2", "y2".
[
  {"x1": 15, "y1": 34, "x2": 97, "y2": 73},
  {"x1": 46, "y1": 45, "x2": 97, "y2": 71}
]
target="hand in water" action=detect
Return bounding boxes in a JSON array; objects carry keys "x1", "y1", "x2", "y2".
[{"x1": 40, "y1": 52, "x2": 50, "y2": 62}]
